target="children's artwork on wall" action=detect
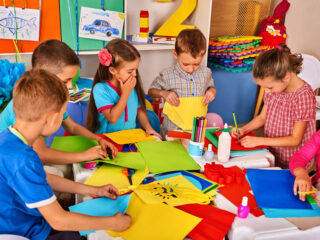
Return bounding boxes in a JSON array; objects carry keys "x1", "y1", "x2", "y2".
[
  {"x1": 0, "y1": 6, "x2": 40, "y2": 41},
  {"x1": 78, "y1": 7, "x2": 124, "y2": 41}
]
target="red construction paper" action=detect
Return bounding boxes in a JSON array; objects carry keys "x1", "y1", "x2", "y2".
[
  {"x1": 177, "y1": 204, "x2": 236, "y2": 240},
  {"x1": 214, "y1": 132, "x2": 268, "y2": 151},
  {"x1": 217, "y1": 166, "x2": 264, "y2": 217}
]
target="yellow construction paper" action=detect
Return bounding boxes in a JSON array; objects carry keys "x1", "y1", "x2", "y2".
[
  {"x1": 129, "y1": 175, "x2": 213, "y2": 206},
  {"x1": 163, "y1": 97, "x2": 208, "y2": 130},
  {"x1": 107, "y1": 193, "x2": 201, "y2": 240},
  {"x1": 84, "y1": 164, "x2": 149, "y2": 192},
  {"x1": 104, "y1": 128, "x2": 156, "y2": 145}
]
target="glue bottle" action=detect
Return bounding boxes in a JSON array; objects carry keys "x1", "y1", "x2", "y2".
[
  {"x1": 217, "y1": 123, "x2": 231, "y2": 162},
  {"x1": 238, "y1": 196, "x2": 250, "y2": 218},
  {"x1": 204, "y1": 144, "x2": 214, "y2": 162}
]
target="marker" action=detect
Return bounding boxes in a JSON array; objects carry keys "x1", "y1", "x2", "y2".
[{"x1": 233, "y1": 112, "x2": 239, "y2": 134}]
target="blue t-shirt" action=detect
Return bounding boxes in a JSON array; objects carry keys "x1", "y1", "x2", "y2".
[
  {"x1": 0, "y1": 100, "x2": 69, "y2": 133},
  {"x1": 0, "y1": 128, "x2": 56, "y2": 239},
  {"x1": 93, "y1": 81, "x2": 141, "y2": 134}
]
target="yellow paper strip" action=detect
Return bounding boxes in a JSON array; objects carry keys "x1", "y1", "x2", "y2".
[{"x1": 104, "y1": 128, "x2": 156, "y2": 145}]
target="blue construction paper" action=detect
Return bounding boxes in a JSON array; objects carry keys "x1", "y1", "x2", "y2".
[
  {"x1": 122, "y1": 144, "x2": 137, "y2": 152},
  {"x1": 69, "y1": 195, "x2": 131, "y2": 235},
  {"x1": 263, "y1": 208, "x2": 320, "y2": 218},
  {"x1": 246, "y1": 169, "x2": 312, "y2": 209},
  {"x1": 155, "y1": 171, "x2": 215, "y2": 191},
  {"x1": 230, "y1": 148, "x2": 268, "y2": 157}
]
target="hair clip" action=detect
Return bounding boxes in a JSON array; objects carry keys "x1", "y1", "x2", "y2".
[
  {"x1": 275, "y1": 45, "x2": 282, "y2": 51},
  {"x1": 98, "y1": 48, "x2": 112, "y2": 66}
]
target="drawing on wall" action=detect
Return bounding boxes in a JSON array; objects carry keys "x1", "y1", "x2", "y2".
[
  {"x1": 0, "y1": 6, "x2": 40, "y2": 41},
  {"x1": 79, "y1": 7, "x2": 125, "y2": 41}
]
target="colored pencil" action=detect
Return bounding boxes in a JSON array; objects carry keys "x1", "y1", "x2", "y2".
[
  {"x1": 201, "y1": 118, "x2": 207, "y2": 143},
  {"x1": 191, "y1": 117, "x2": 196, "y2": 141},
  {"x1": 233, "y1": 112, "x2": 239, "y2": 134}
]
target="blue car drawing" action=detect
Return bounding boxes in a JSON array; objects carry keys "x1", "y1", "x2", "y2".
[{"x1": 83, "y1": 20, "x2": 119, "y2": 37}]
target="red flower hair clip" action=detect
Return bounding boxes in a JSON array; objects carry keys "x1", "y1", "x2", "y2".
[{"x1": 98, "y1": 48, "x2": 112, "y2": 66}]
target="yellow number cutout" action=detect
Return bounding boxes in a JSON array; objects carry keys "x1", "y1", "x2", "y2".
[{"x1": 154, "y1": 0, "x2": 197, "y2": 37}]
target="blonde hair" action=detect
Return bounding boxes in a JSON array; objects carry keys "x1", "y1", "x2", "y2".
[{"x1": 13, "y1": 69, "x2": 69, "y2": 121}]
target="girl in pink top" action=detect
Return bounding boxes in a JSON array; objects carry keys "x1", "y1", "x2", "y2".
[
  {"x1": 231, "y1": 44, "x2": 316, "y2": 169},
  {"x1": 290, "y1": 131, "x2": 320, "y2": 202}
]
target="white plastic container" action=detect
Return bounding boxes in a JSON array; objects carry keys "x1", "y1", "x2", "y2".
[{"x1": 217, "y1": 123, "x2": 231, "y2": 162}]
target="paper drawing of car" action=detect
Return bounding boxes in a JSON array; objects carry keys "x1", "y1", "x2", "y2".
[{"x1": 83, "y1": 19, "x2": 119, "y2": 37}]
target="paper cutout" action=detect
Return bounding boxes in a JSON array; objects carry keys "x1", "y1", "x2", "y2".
[
  {"x1": 0, "y1": 6, "x2": 40, "y2": 41},
  {"x1": 129, "y1": 175, "x2": 213, "y2": 206},
  {"x1": 218, "y1": 166, "x2": 264, "y2": 217},
  {"x1": 136, "y1": 140, "x2": 200, "y2": 174},
  {"x1": 50, "y1": 136, "x2": 146, "y2": 170},
  {"x1": 104, "y1": 128, "x2": 156, "y2": 145},
  {"x1": 246, "y1": 169, "x2": 312, "y2": 209},
  {"x1": 107, "y1": 193, "x2": 202, "y2": 240},
  {"x1": 79, "y1": 7, "x2": 124, "y2": 41},
  {"x1": 69, "y1": 195, "x2": 130, "y2": 235},
  {"x1": 177, "y1": 204, "x2": 236, "y2": 240},
  {"x1": 85, "y1": 164, "x2": 149, "y2": 192},
  {"x1": 163, "y1": 97, "x2": 208, "y2": 130}
]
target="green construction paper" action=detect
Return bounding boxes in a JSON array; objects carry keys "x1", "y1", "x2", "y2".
[
  {"x1": 60, "y1": 0, "x2": 124, "y2": 51},
  {"x1": 50, "y1": 136, "x2": 146, "y2": 170},
  {"x1": 136, "y1": 140, "x2": 200, "y2": 174},
  {"x1": 86, "y1": 152, "x2": 146, "y2": 170}
]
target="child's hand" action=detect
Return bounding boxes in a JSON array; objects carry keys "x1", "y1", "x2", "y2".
[
  {"x1": 231, "y1": 127, "x2": 245, "y2": 139},
  {"x1": 146, "y1": 127, "x2": 162, "y2": 140},
  {"x1": 90, "y1": 184, "x2": 119, "y2": 199},
  {"x1": 162, "y1": 90, "x2": 180, "y2": 107},
  {"x1": 120, "y1": 75, "x2": 136, "y2": 96},
  {"x1": 111, "y1": 212, "x2": 131, "y2": 232},
  {"x1": 98, "y1": 138, "x2": 118, "y2": 159},
  {"x1": 203, "y1": 88, "x2": 216, "y2": 105},
  {"x1": 83, "y1": 146, "x2": 108, "y2": 161},
  {"x1": 239, "y1": 136, "x2": 261, "y2": 148},
  {"x1": 294, "y1": 170, "x2": 312, "y2": 201}
]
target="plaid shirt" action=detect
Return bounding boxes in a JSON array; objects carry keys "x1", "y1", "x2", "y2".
[
  {"x1": 264, "y1": 83, "x2": 316, "y2": 169},
  {"x1": 150, "y1": 64, "x2": 214, "y2": 136}
]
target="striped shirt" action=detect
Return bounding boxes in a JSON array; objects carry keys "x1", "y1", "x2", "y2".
[{"x1": 150, "y1": 64, "x2": 214, "y2": 136}]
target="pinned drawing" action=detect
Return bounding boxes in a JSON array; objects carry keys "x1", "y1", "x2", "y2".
[
  {"x1": 0, "y1": 6, "x2": 40, "y2": 41},
  {"x1": 79, "y1": 7, "x2": 124, "y2": 41}
]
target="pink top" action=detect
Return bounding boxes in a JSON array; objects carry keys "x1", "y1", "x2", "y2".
[
  {"x1": 264, "y1": 83, "x2": 316, "y2": 169},
  {"x1": 289, "y1": 130, "x2": 320, "y2": 183}
]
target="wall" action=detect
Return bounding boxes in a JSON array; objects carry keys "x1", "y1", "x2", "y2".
[{"x1": 271, "y1": 0, "x2": 320, "y2": 59}]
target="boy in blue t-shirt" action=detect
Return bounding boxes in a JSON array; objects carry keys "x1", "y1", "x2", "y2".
[
  {"x1": 148, "y1": 29, "x2": 216, "y2": 137},
  {"x1": 0, "y1": 70, "x2": 131, "y2": 239}
]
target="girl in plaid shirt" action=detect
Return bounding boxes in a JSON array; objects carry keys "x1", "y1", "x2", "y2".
[{"x1": 231, "y1": 44, "x2": 316, "y2": 169}]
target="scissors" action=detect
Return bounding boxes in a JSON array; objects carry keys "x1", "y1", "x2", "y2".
[{"x1": 122, "y1": 168, "x2": 135, "y2": 185}]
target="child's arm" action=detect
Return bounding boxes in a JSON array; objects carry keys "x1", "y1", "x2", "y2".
[
  {"x1": 239, "y1": 121, "x2": 308, "y2": 148},
  {"x1": 148, "y1": 88, "x2": 180, "y2": 107},
  {"x1": 44, "y1": 174, "x2": 131, "y2": 231},
  {"x1": 39, "y1": 200, "x2": 131, "y2": 232},
  {"x1": 203, "y1": 87, "x2": 216, "y2": 105},
  {"x1": 137, "y1": 109, "x2": 162, "y2": 139},
  {"x1": 33, "y1": 137, "x2": 109, "y2": 164},
  {"x1": 101, "y1": 76, "x2": 136, "y2": 124},
  {"x1": 62, "y1": 117, "x2": 118, "y2": 158},
  {"x1": 231, "y1": 105, "x2": 267, "y2": 138}
]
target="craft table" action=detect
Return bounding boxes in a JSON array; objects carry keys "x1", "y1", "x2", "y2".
[{"x1": 208, "y1": 67, "x2": 258, "y2": 125}]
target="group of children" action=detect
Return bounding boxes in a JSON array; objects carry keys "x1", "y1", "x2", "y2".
[{"x1": 0, "y1": 28, "x2": 319, "y2": 239}]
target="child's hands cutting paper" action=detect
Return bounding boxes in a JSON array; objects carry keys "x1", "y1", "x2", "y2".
[
  {"x1": 98, "y1": 138, "x2": 118, "y2": 159},
  {"x1": 83, "y1": 146, "x2": 109, "y2": 161},
  {"x1": 90, "y1": 184, "x2": 119, "y2": 200}
]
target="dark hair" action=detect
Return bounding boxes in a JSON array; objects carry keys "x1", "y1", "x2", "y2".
[
  {"x1": 175, "y1": 29, "x2": 207, "y2": 58},
  {"x1": 32, "y1": 39, "x2": 80, "y2": 75},
  {"x1": 85, "y1": 38, "x2": 146, "y2": 132},
  {"x1": 253, "y1": 43, "x2": 303, "y2": 81},
  {"x1": 13, "y1": 69, "x2": 68, "y2": 121}
]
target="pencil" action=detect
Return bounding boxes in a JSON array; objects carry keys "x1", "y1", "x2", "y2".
[
  {"x1": 191, "y1": 117, "x2": 196, "y2": 141},
  {"x1": 233, "y1": 112, "x2": 239, "y2": 134},
  {"x1": 201, "y1": 118, "x2": 207, "y2": 143}
]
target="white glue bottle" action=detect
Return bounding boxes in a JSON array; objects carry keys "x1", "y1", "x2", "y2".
[{"x1": 217, "y1": 123, "x2": 231, "y2": 162}]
